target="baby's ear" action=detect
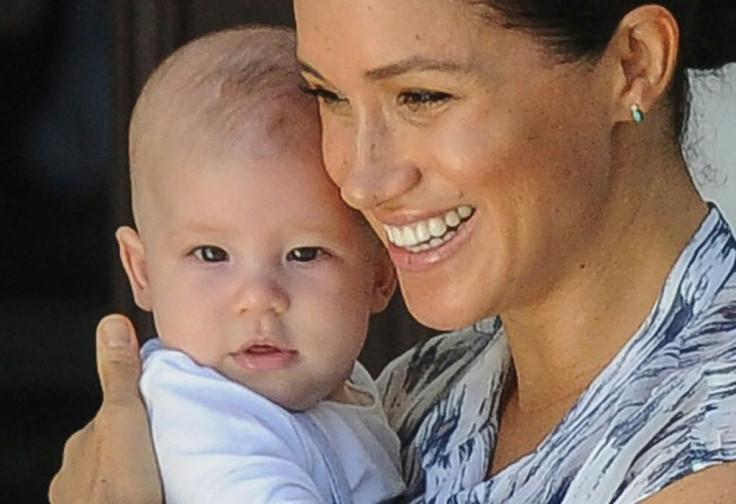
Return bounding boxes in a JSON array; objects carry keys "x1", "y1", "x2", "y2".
[
  {"x1": 115, "y1": 226, "x2": 153, "y2": 311},
  {"x1": 369, "y1": 248, "x2": 397, "y2": 314}
]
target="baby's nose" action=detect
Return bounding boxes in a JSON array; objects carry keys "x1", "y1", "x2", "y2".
[{"x1": 234, "y1": 275, "x2": 290, "y2": 315}]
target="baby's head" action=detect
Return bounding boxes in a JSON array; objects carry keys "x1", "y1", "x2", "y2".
[{"x1": 117, "y1": 26, "x2": 395, "y2": 410}]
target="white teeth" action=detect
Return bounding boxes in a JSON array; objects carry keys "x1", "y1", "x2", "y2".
[
  {"x1": 458, "y1": 205, "x2": 472, "y2": 218},
  {"x1": 383, "y1": 205, "x2": 475, "y2": 252},
  {"x1": 408, "y1": 242, "x2": 432, "y2": 253},
  {"x1": 415, "y1": 221, "x2": 430, "y2": 243},
  {"x1": 444, "y1": 210, "x2": 460, "y2": 227},
  {"x1": 428, "y1": 217, "x2": 447, "y2": 237},
  {"x1": 401, "y1": 226, "x2": 418, "y2": 247}
]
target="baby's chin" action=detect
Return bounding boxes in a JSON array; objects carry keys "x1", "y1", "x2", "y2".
[
  {"x1": 214, "y1": 357, "x2": 352, "y2": 411},
  {"x1": 262, "y1": 380, "x2": 358, "y2": 411},
  {"x1": 257, "y1": 386, "x2": 325, "y2": 412},
  {"x1": 224, "y1": 373, "x2": 335, "y2": 412}
]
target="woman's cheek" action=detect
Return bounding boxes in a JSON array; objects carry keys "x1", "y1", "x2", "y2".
[{"x1": 320, "y1": 116, "x2": 354, "y2": 188}]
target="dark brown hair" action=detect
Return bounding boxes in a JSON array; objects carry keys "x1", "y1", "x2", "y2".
[{"x1": 469, "y1": 0, "x2": 736, "y2": 138}]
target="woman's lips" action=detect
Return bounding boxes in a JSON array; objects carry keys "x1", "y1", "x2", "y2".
[
  {"x1": 382, "y1": 205, "x2": 474, "y2": 251},
  {"x1": 383, "y1": 209, "x2": 476, "y2": 272},
  {"x1": 231, "y1": 344, "x2": 298, "y2": 371}
]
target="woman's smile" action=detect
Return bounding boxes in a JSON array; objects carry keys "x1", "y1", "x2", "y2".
[
  {"x1": 296, "y1": 0, "x2": 616, "y2": 327},
  {"x1": 381, "y1": 206, "x2": 478, "y2": 273},
  {"x1": 382, "y1": 204, "x2": 475, "y2": 251}
]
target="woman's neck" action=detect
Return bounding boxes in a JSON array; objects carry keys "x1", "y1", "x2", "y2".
[{"x1": 500, "y1": 131, "x2": 707, "y2": 413}]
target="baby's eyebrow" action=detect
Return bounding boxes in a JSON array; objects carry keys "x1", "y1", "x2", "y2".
[{"x1": 167, "y1": 223, "x2": 220, "y2": 238}]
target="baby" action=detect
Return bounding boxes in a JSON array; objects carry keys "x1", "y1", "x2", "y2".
[{"x1": 115, "y1": 25, "x2": 405, "y2": 503}]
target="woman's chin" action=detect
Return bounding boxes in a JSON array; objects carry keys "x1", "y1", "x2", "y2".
[{"x1": 401, "y1": 282, "x2": 493, "y2": 332}]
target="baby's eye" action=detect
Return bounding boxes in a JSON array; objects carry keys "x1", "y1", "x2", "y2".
[
  {"x1": 286, "y1": 247, "x2": 326, "y2": 263},
  {"x1": 193, "y1": 246, "x2": 228, "y2": 263},
  {"x1": 397, "y1": 90, "x2": 452, "y2": 112}
]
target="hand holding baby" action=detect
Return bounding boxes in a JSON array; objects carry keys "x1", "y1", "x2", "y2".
[{"x1": 49, "y1": 315, "x2": 161, "y2": 504}]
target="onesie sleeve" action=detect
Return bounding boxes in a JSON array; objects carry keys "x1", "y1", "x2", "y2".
[{"x1": 139, "y1": 339, "x2": 328, "y2": 504}]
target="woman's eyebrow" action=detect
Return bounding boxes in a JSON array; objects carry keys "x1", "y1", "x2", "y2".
[
  {"x1": 298, "y1": 56, "x2": 469, "y2": 83},
  {"x1": 363, "y1": 56, "x2": 468, "y2": 81},
  {"x1": 298, "y1": 59, "x2": 326, "y2": 80}
]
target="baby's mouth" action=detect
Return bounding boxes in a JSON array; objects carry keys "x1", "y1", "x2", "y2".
[
  {"x1": 383, "y1": 205, "x2": 475, "y2": 253},
  {"x1": 236, "y1": 341, "x2": 296, "y2": 356},
  {"x1": 246, "y1": 344, "x2": 282, "y2": 354},
  {"x1": 231, "y1": 342, "x2": 298, "y2": 371}
]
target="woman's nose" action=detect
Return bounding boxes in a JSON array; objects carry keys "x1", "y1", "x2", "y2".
[
  {"x1": 234, "y1": 274, "x2": 290, "y2": 315},
  {"x1": 337, "y1": 113, "x2": 420, "y2": 211}
]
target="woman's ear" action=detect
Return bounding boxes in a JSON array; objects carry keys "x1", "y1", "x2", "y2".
[
  {"x1": 607, "y1": 5, "x2": 680, "y2": 122},
  {"x1": 116, "y1": 226, "x2": 153, "y2": 311},
  {"x1": 369, "y1": 248, "x2": 397, "y2": 314}
]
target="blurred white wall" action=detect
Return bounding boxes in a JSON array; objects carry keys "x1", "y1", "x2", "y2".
[{"x1": 688, "y1": 63, "x2": 736, "y2": 227}]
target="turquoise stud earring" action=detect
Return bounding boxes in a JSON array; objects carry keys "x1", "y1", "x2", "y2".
[{"x1": 630, "y1": 104, "x2": 644, "y2": 124}]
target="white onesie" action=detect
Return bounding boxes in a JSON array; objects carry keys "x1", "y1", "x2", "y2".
[{"x1": 140, "y1": 338, "x2": 405, "y2": 504}]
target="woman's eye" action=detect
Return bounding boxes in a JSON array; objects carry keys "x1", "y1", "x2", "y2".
[
  {"x1": 193, "y1": 246, "x2": 228, "y2": 263},
  {"x1": 286, "y1": 247, "x2": 326, "y2": 263},
  {"x1": 398, "y1": 90, "x2": 452, "y2": 112},
  {"x1": 300, "y1": 84, "x2": 348, "y2": 107}
]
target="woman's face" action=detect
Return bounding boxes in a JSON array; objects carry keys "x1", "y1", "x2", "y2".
[{"x1": 295, "y1": 0, "x2": 617, "y2": 329}]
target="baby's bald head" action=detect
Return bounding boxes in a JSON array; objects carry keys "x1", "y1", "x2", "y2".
[
  {"x1": 116, "y1": 27, "x2": 395, "y2": 410},
  {"x1": 129, "y1": 26, "x2": 314, "y2": 231}
]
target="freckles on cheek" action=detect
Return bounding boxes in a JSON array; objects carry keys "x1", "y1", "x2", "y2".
[
  {"x1": 321, "y1": 134, "x2": 350, "y2": 187},
  {"x1": 429, "y1": 127, "x2": 501, "y2": 187}
]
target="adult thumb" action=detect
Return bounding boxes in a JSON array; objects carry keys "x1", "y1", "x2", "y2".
[{"x1": 96, "y1": 314, "x2": 143, "y2": 407}]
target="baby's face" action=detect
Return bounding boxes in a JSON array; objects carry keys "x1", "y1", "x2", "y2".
[{"x1": 125, "y1": 107, "x2": 392, "y2": 410}]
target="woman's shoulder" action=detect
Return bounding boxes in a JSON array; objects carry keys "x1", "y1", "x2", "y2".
[
  {"x1": 595, "y1": 256, "x2": 736, "y2": 502},
  {"x1": 678, "y1": 263, "x2": 736, "y2": 456},
  {"x1": 610, "y1": 322, "x2": 736, "y2": 502}
]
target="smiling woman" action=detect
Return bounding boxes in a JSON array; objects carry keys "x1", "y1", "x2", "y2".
[
  {"x1": 296, "y1": 0, "x2": 648, "y2": 331},
  {"x1": 294, "y1": 0, "x2": 736, "y2": 502},
  {"x1": 49, "y1": 1, "x2": 736, "y2": 503}
]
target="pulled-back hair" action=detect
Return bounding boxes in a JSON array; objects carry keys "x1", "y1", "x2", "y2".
[{"x1": 468, "y1": 0, "x2": 736, "y2": 138}]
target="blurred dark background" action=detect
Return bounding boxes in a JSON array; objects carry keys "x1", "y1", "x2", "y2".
[{"x1": 0, "y1": 1, "x2": 431, "y2": 501}]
